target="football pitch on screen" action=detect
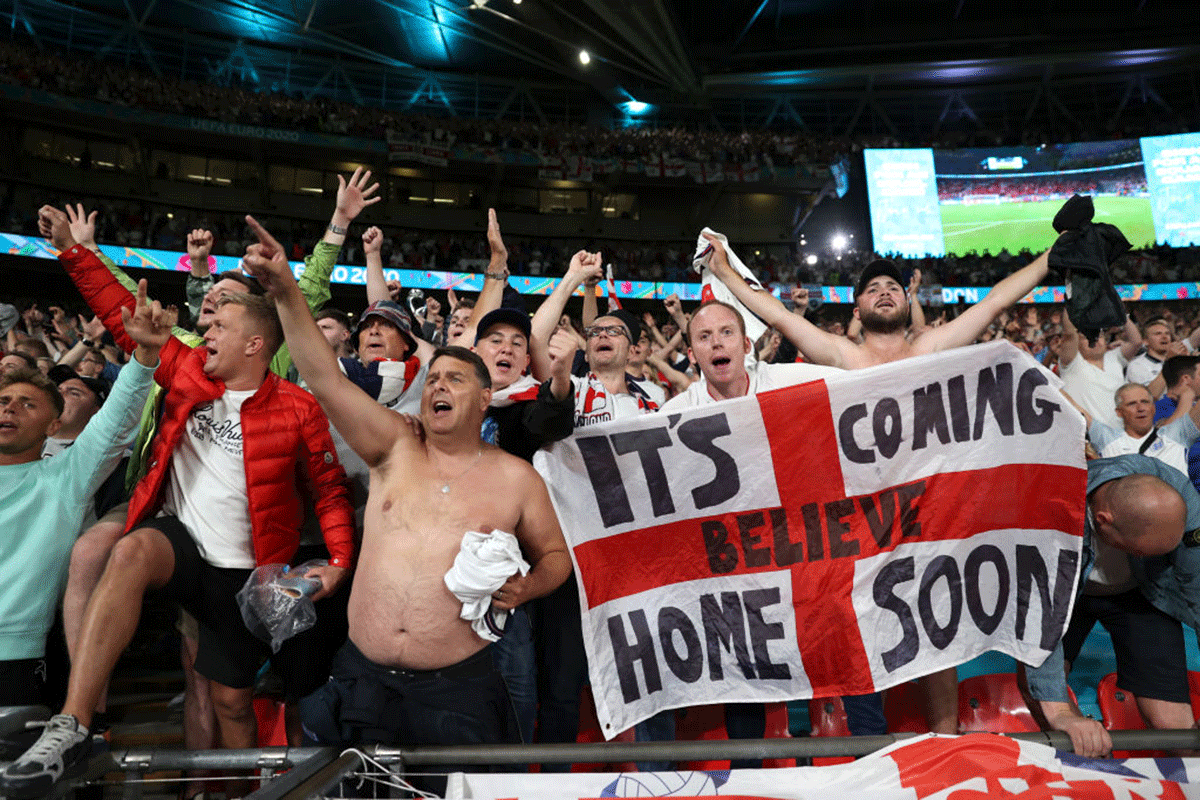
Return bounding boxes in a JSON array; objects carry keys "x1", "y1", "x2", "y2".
[{"x1": 940, "y1": 196, "x2": 1155, "y2": 255}]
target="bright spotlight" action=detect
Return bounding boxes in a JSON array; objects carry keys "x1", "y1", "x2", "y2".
[
  {"x1": 624, "y1": 100, "x2": 649, "y2": 114},
  {"x1": 578, "y1": 49, "x2": 591, "y2": 65},
  {"x1": 805, "y1": 254, "x2": 818, "y2": 265},
  {"x1": 831, "y1": 234, "x2": 848, "y2": 251}
]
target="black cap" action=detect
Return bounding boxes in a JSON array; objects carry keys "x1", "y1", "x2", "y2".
[
  {"x1": 49, "y1": 366, "x2": 110, "y2": 407},
  {"x1": 854, "y1": 259, "x2": 905, "y2": 299},
  {"x1": 606, "y1": 309, "x2": 642, "y2": 343},
  {"x1": 475, "y1": 308, "x2": 532, "y2": 343}
]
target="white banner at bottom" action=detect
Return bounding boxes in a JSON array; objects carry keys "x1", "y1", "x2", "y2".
[{"x1": 445, "y1": 734, "x2": 1198, "y2": 799}]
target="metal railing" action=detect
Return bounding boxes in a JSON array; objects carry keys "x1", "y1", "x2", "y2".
[{"x1": 24, "y1": 728, "x2": 1200, "y2": 799}]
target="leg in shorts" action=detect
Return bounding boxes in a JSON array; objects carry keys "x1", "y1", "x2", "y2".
[
  {"x1": 143, "y1": 516, "x2": 272, "y2": 689},
  {"x1": 1062, "y1": 589, "x2": 1189, "y2": 704}
]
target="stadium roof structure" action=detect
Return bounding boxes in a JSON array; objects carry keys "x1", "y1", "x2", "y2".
[{"x1": 6, "y1": 0, "x2": 1199, "y2": 138}]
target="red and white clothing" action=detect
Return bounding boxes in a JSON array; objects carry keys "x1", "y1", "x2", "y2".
[
  {"x1": 571, "y1": 373, "x2": 659, "y2": 428},
  {"x1": 162, "y1": 388, "x2": 256, "y2": 568},
  {"x1": 660, "y1": 361, "x2": 841, "y2": 412}
]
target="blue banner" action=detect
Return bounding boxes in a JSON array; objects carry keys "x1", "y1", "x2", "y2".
[{"x1": 5, "y1": 231, "x2": 1197, "y2": 303}]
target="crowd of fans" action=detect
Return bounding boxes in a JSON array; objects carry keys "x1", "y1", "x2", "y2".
[
  {"x1": 3, "y1": 173, "x2": 1200, "y2": 797},
  {"x1": 936, "y1": 169, "x2": 1148, "y2": 201}
]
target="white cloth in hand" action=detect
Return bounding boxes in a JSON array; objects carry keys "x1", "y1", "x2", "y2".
[
  {"x1": 692, "y1": 227, "x2": 768, "y2": 357},
  {"x1": 443, "y1": 530, "x2": 530, "y2": 641}
]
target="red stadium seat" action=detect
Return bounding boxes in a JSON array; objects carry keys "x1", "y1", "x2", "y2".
[
  {"x1": 808, "y1": 697, "x2": 854, "y2": 766},
  {"x1": 252, "y1": 697, "x2": 288, "y2": 747},
  {"x1": 883, "y1": 681, "x2": 930, "y2": 734},
  {"x1": 675, "y1": 703, "x2": 796, "y2": 771},
  {"x1": 572, "y1": 686, "x2": 636, "y2": 773},
  {"x1": 957, "y1": 673, "x2": 1040, "y2": 733}
]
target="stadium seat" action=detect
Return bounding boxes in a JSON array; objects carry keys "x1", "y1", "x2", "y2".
[
  {"x1": 253, "y1": 697, "x2": 288, "y2": 748},
  {"x1": 807, "y1": 698, "x2": 854, "y2": 766},
  {"x1": 572, "y1": 686, "x2": 636, "y2": 773},
  {"x1": 957, "y1": 673, "x2": 1040, "y2": 733},
  {"x1": 674, "y1": 703, "x2": 796, "y2": 771},
  {"x1": 883, "y1": 681, "x2": 930, "y2": 734}
]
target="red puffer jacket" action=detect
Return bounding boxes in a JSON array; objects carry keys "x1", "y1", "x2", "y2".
[{"x1": 59, "y1": 245, "x2": 355, "y2": 569}]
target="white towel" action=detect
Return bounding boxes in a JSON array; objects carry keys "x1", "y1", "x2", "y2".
[
  {"x1": 692, "y1": 227, "x2": 769, "y2": 355},
  {"x1": 443, "y1": 530, "x2": 530, "y2": 641}
]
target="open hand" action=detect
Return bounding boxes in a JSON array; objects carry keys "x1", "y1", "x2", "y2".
[
  {"x1": 65, "y1": 204, "x2": 98, "y2": 250},
  {"x1": 335, "y1": 167, "x2": 381, "y2": 223}
]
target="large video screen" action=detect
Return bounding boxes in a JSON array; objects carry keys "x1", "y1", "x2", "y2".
[{"x1": 865, "y1": 133, "x2": 1200, "y2": 257}]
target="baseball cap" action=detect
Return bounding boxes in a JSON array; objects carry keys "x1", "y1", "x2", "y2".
[
  {"x1": 49, "y1": 366, "x2": 110, "y2": 407},
  {"x1": 606, "y1": 309, "x2": 642, "y2": 344},
  {"x1": 475, "y1": 308, "x2": 532, "y2": 344},
  {"x1": 854, "y1": 259, "x2": 905, "y2": 299},
  {"x1": 355, "y1": 300, "x2": 417, "y2": 352}
]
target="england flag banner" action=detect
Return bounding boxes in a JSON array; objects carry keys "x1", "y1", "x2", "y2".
[{"x1": 533, "y1": 342, "x2": 1086, "y2": 736}]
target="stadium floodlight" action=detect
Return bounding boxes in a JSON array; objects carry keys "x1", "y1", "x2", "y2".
[
  {"x1": 471, "y1": 0, "x2": 488, "y2": 7},
  {"x1": 578, "y1": 49, "x2": 591, "y2": 65},
  {"x1": 624, "y1": 100, "x2": 649, "y2": 115},
  {"x1": 831, "y1": 234, "x2": 848, "y2": 251},
  {"x1": 805, "y1": 254, "x2": 818, "y2": 265}
]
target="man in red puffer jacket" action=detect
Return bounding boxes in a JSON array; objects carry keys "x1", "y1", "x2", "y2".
[{"x1": 0, "y1": 206, "x2": 354, "y2": 800}]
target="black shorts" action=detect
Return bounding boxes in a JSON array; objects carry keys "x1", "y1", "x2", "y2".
[
  {"x1": 144, "y1": 515, "x2": 270, "y2": 689},
  {"x1": 1062, "y1": 588, "x2": 1190, "y2": 704}
]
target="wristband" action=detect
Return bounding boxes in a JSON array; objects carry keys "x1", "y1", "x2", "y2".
[
  {"x1": 327, "y1": 223, "x2": 348, "y2": 236},
  {"x1": 81, "y1": 339, "x2": 95, "y2": 348},
  {"x1": 485, "y1": 269, "x2": 509, "y2": 280}
]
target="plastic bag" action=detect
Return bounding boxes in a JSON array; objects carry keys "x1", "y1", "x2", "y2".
[{"x1": 236, "y1": 559, "x2": 327, "y2": 652}]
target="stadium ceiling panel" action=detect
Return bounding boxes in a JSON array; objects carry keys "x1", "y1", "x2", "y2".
[{"x1": 4, "y1": 0, "x2": 1198, "y2": 135}]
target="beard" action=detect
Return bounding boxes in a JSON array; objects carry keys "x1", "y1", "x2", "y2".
[{"x1": 858, "y1": 305, "x2": 909, "y2": 334}]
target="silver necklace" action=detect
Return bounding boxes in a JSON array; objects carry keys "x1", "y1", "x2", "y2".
[{"x1": 439, "y1": 449, "x2": 483, "y2": 494}]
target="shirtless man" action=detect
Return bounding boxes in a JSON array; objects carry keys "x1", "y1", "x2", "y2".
[
  {"x1": 241, "y1": 217, "x2": 571, "y2": 789},
  {"x1": 703, "y1": 234, "x2": 1055, "y2": 737}
]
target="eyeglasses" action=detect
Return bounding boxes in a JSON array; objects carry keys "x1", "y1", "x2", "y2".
[{"x1": 585, "y1": 325, "x2": 629, "y2": 340}]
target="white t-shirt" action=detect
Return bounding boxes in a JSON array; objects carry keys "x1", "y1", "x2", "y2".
[
  {"x1": 1089, "y1": 414, "x2": 1200, "y2": 477},
  {"x1": 660, "y1": 361, "x2": 842, "y2": 412},
  {"x1": 1059, "y1": 349, "x2": 1128, "y2": 429},
  {"x1": 1125, "y1": 352, "x2": 1164, "y2": 386},
  {"x1": 570, "y1": 373, "x2": 656, "y2": 428},
  {"x1": 162, "y1": 388, "x2": 256, "y2": 568}
]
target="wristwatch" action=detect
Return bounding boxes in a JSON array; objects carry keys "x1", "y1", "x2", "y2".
[{"x1": 327, "y1": 223, "x2": 348, "y2": 236}]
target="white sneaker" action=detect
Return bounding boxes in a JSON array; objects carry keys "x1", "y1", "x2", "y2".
[{"x1": 0, "y1": 713, "x2": 90, "y2": 798}]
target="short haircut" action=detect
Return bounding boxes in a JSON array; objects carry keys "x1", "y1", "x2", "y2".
[
  {"x1": 1114, "y1": 382, "x2": 1152, "y2": 406},
  {"x1": 1143, "y1": 316, "x2": 1171, "y2": 332},
  {"x1": 687, "y1": 300, "x2": 747, "y2": 340},
  {"x1": 1162, "y1": 355, "x2": 1200, "y2": 389},
  {"x1": 315, "y1": 307, "x2": 352, "y2": 330},
  {"x1": 0, "y1": 366, "x2": 64, "y2": 416},
  {"x1": 453, "y1": 298, "x2": 476, "y2": 312},
  {"x1": 15, "y1": 339, "x2": 52, "y2": 360},
  {"x1": 216, "y1": 271, "x2": 266, "y2": 296},
  {"x1": 217, "y1": 294, "x2": 284, "y2": 357},
  {"x1": 3, "y1": 350, "x2": 37, "y2": 369},
  {"x1": 430, "y1": 345, "x2": 491, "y2": 389}
]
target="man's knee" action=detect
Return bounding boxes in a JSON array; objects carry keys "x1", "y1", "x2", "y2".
[
  {"x1": 209, "y1": 683, "x2": 254, "y2": 722},
  {"x1": 104, "y1": 529, "x2": 172, "y2": 583},
  {"x1": 69, "y1": 520, "x2": 125, "y2": 575}
]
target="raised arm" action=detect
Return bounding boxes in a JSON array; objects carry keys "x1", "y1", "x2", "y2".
[
  {"x1": 912, "y1": 248, "x2": 1051, "y2": 354},
  {"x1": 907, "y1": 268, "x2": 926, "y2": 331},
  {"x1": 1119, "y1": 314, "x2": 1143, "y2": 361},
  {"x1": 363, "y1": 226, "x2": 390, "y2": 305},
  {"x1": 241, "y1": 215, "x2": 405, "y2": 467},
  {"x1": 452, "y1": 208, "x2": 509, "y2": 347},
  {"x1": 529, "y1": 250, "x2": 602, "y2": 380},
  {"x1": 701, "y1": 233, "x2": 854, "y2": 368},
  {"x1": 1059, "y1": 307, "x2": 1082, "y2": 366}
]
